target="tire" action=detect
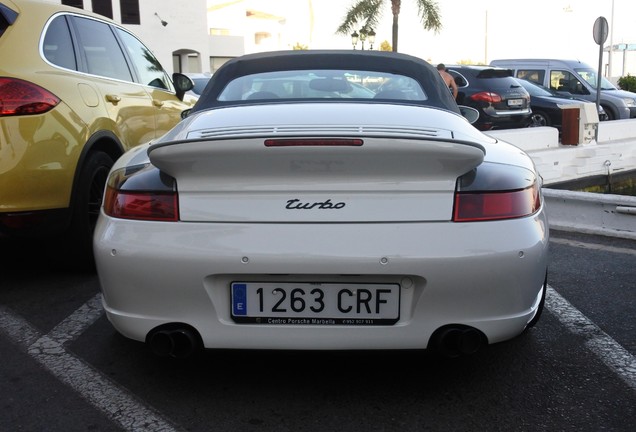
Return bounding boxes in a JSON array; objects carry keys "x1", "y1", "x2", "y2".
[
  {"x1": 526, "y1": 273, "x2": 548, "y2": 329},
  {"x1": 68, "y1": 151, "x2": 114, "y2": 270},
  {"x1": 530, "y1": 111, "x2": 550, "y2": 127},
  {"x1": 601, "y1": 105, "x2": 616, "y2": 121}
]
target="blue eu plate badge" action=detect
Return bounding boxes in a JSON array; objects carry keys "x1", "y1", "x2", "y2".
[{"x1": 232, "y1": 283, "x2": 247, "y2": 316}]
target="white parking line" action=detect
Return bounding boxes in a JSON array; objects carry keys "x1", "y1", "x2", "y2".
[
  {"x1": 0, "y1": 295, "x2": 180, "y2": 432},
  {"x1": 47, "y1": 293, "x2": 103, "y2": 345},
  {"x1": 546, "y1": 286, "x2": 636, "y2": 392},
  {"x1": 1, "y1": 281, "x2": 635, "y2": 432}
]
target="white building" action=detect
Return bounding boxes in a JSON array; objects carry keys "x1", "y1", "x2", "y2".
[
  {"x1": 604, "y1": 43, "x2": 636, "y2": 83},
  {"x1": 52, "y1": 0, "x2": 317, "y2": 75}
]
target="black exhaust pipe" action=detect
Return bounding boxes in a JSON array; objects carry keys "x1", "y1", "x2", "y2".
[
  {"x1": 148, "y1": 325, "x2": 202, "y2": 359},
  {"x1": 430, "y1": 325, "x2": 485, "y2": 358}
]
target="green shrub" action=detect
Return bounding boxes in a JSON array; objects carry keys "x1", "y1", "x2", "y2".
[{"x1": 617, "y1": 74, "x2": 636, "y2": 92}]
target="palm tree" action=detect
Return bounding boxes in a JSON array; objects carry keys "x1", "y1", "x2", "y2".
[{"x1": 337, "y1": 0, "x2": 441, "y2": 52}]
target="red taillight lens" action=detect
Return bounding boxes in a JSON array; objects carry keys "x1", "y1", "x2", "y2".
[
  {"x1": 104, "y1": 187, "x2": 178, "y2": 221},
  {"x1": 469, "y1": 91, "x2": 502, "y2": 103},
  {"x1": 103, "y1": 164, "x2": 178, "y2": 221},
  {"x1": 0, "y1": 77, "x2": 61, "y2": 116},
  {"x1": 453, "y1": 183, "x2": 540, "y2": 222}
]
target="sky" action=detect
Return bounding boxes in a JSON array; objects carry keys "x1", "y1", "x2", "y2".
[{"x1": 272, "y1": 0, "x2": 636, "y2": 71}]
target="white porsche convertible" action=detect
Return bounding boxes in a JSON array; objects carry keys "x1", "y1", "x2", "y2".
[{"x1": 94, "y1": 50, "x2": 549, "y2": 358}]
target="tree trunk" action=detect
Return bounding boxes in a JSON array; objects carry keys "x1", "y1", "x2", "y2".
[
  {"x1": 391, "y1": 0, "x2": 401, "y2": 52},
  {"x1": 392, "y1": 14, "x2": 399, "y2": 51}
]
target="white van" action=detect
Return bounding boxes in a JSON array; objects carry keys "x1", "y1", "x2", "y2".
[{"x1": 490, "y1": 59, "x2": 636, "y2": 120}]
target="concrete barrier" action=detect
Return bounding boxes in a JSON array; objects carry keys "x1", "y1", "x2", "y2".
[
  {"x1": 543, "y1": 189, "x2": 636, "y2": 240},
  {"x1": 487, "y1": 122, "x2": 636, "y2": 187},
  {"x1": 487, "y1": 119, "x2": 636, "y2": 239}
]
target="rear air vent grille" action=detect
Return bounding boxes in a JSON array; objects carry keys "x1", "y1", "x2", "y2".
[{"x1": 187, "y1": 125, "x2": 453, "y2": 140}]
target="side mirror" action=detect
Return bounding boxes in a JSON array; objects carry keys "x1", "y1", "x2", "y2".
[
  {"x1": 172, "y1": 73, "x2": 194, "y2": 100},
  {"x1": 458, "y1": 105, "x2": 480, "y2": 124},
  {"x1": 181, "y1": 108, "x2": 192, "y2": 120}
]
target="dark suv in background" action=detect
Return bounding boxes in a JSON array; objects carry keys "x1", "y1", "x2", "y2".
[{"x1": 446, "y1": 65, "x2": 532, "y2": 131}]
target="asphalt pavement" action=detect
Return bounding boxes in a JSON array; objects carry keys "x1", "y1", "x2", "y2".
[{"x1": 0, "y1": 229, "x2": 634, "y2": 432}]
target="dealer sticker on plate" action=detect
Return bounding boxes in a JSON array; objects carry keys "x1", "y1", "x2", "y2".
[{"x1": 231, "y1": 282, "x2": 400, "y2": 325}]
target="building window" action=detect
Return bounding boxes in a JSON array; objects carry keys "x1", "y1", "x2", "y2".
[
  {"x1": 255, "y1": 32, "x2": 271, "y2": 45},
  {"x1": 120, "y1": 0, "x2": 140, "y2": 25},
  {"x1": 210, "y1": 28, "x2": 231, "y2": 36},
  {"x1": 62, "y1": 0, "x2": 83, "y2": 9},
  {"x1": 92, "y1": 0, "x2": 113, "y2": 19}
]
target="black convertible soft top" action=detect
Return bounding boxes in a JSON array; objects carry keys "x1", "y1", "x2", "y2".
[{"x1": 190, "y1": 50, "x2": 460, "y2": 114}]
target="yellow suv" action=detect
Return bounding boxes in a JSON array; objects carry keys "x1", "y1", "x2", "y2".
[{"x1": 0, "y1": 0, "x2": 194, "y2": 264}]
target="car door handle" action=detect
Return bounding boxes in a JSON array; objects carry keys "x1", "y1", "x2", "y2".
[
  {"x1": 105, "y1": 94, "x2": 121, "y2": 103},
  {"x1": 153, "y1": 100, "x2": 165, "y2": 107}
]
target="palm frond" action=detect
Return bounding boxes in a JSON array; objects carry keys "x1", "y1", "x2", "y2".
[
  {"x1": 416, "y1": 0, "x2": 442, "y2": 32},
  {"x1": 336, "y1": 0, "x2": 384, "y2": 34}
]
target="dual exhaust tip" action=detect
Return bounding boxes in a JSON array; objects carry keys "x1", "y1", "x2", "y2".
[
  {"x1": 429, "y1": 325, "x2": 486, "y2": 358},
  {"x1": 146, "y1": 323, "x2": 485, "y2": 359},
  {"x1": 147, "y1": 325, "x2": 202, "y2": 359}
]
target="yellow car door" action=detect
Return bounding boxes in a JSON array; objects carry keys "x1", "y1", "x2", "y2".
[
  {"x1": 72, "y1": 15, "x2": 157, "y2": 149},
  {"x1": 114, "y1": 28, "x2": 194, "y2": 139}
]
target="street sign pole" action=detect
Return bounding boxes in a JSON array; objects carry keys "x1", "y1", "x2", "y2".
[{"x1": 593, "y1": 16, "x2": 609, "y2": 141}]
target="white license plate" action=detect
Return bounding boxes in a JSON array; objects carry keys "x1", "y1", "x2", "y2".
[
  {"x1": 507, "y1": 98, "x2": 523, "y2": 107},
  {"x1": 231, "y1": 282, "x2": 400, "y2": 325}
]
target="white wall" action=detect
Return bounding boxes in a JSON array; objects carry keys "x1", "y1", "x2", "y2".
[
  {"x1": 51, "y1": 0, "x2": 211, "y2": 75},
  {"x1": 123, "y1": 0, "x2": 209, "y2": 75}
]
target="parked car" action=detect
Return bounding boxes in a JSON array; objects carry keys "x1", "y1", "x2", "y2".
[
  {"x1": 446, "y1": 65, "x2": 532, "y2": 131},
  {"x1": 241, "y1": 74, "x2": 376, "y2": 99},
  {"x1": 184, "y1": 72, "x2": 212, "y2": 98},
  {"x1": 94, "y1": 50, "x2": 549, "y2": 359},
  {"x1": 517, "y1": 79, "x2": 608, "y2": 128},
  {"x1": 0, "y1": 0, "x2": 195, "y2": 266},
  {"x1": 490, "y1": 59, "x2": 636, "y2": 120}
]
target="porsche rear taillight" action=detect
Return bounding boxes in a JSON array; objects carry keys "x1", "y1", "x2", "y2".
[
  {"x1": 469, "y1": 91, "x2": 502, "y2": 104},
  {"x1": 453, "y1": 162, "x2": 542, "y2": 222},
  {"x1": 0, "y1": 77, "x2": 60, "y2": 116},
  {"x1": 104, "y1": 189, "x2": 178, "y2": 221},
  {"x1": 103, "y1": 164, "x2": 179, "y2": 221},
  {"x1": 453, "y1": 184, "x2": 540, "y2": 222}
]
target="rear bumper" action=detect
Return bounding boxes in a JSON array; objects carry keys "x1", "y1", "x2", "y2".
[
  {"x1": 477, "y1": 111, "x2": 533, "y2": 130},
  {"x1": 94, "y1": 210, "x2": 549, "y2": 350},
  {"x1": 0, "y1": 105, "x2": 83, "y2": 216}
]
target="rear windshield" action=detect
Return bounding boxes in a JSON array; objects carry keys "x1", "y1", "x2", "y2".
[
  {"x1": 475, "y1": 68, "x2": 513, "y2": 79},
  {"x1": 217, "y1": 69, "x2": 427, "y2": 102},
  {"x1": 519, "y1": 80, "x2": 553, "y2": 97}
]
